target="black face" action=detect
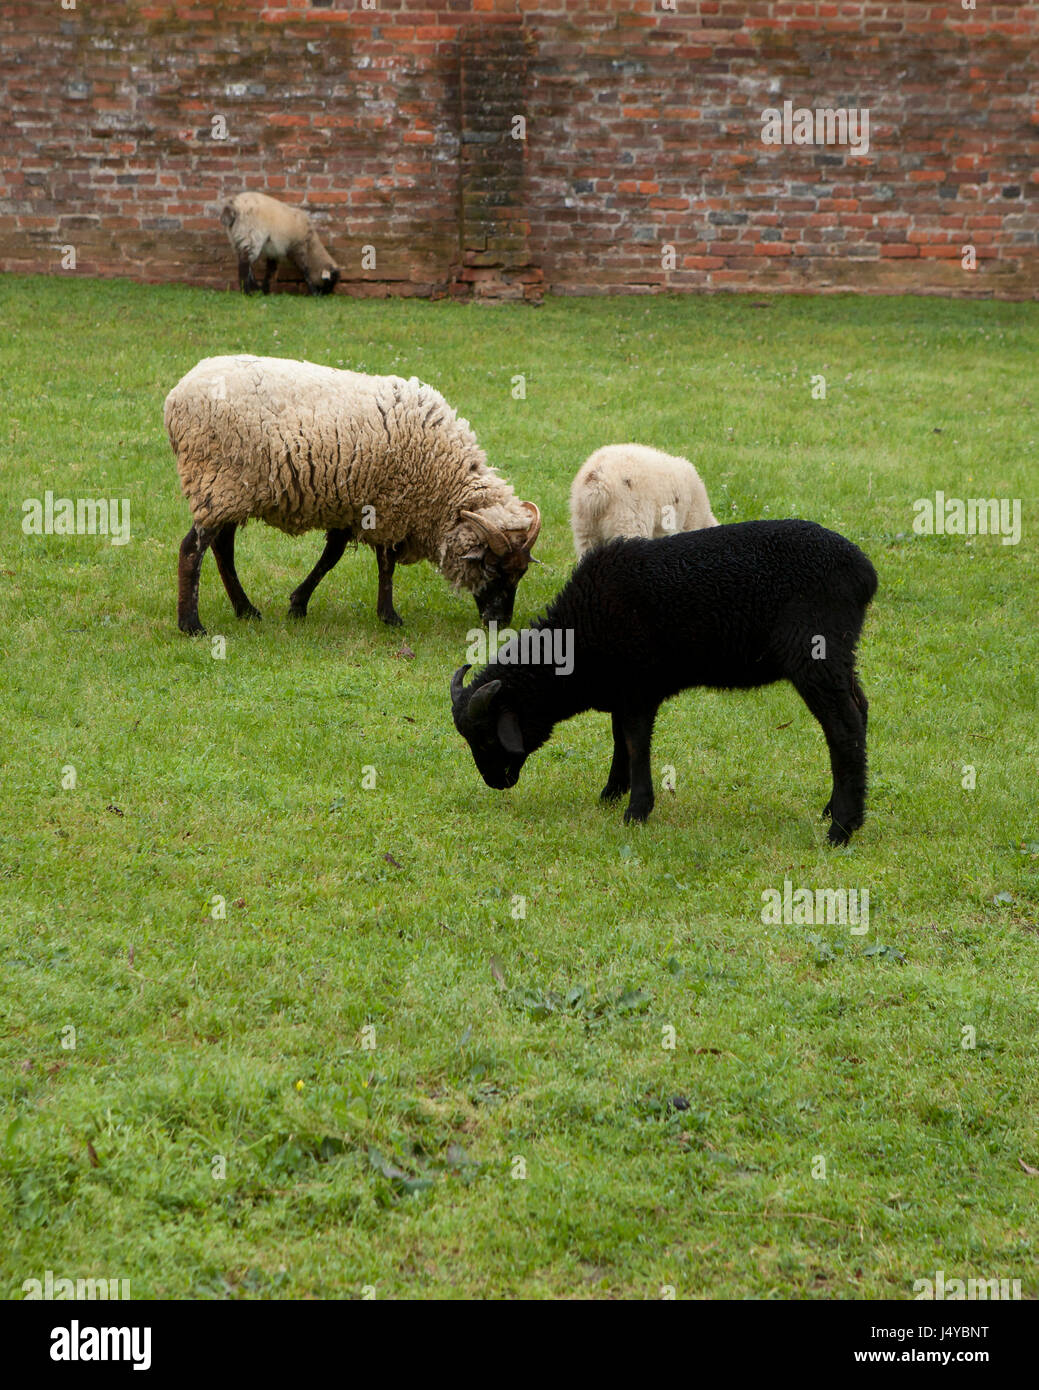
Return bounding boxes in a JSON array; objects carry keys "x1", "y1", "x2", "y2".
[
  {"x1": 460, "y1": 720, "x2": 527, "y2": 790},
  {"x1": 451, "y1": 671, "x2": 529, "y2": 790},
  {"x1": 473, "y1": 568, "x2": 519, "y2": 627},
  {"x1": 310, "y1": 269, "x2": 340, "y2": 296}
]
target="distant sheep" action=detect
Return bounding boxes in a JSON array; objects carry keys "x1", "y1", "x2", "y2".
[
  {"x1": 452, "y1": 520, "x2": 877, "y2": 845},
  {"x1": 220, "y1": 192, "x2": 340, "y2": 295},
  {"x1": 570, "y1": 443, "x2": 719, "y2": 556},
  {"x1": 164, "y1": 354, "x2": 541, "y2": 636}
]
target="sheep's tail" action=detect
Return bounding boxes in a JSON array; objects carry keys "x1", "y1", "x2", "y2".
[
  {"x1": 220, "y1": 201, "x2": 237, "y2": 230},
  {"x1": 855, "y1": 550, "x2": 879, "y2": 607},
  {"x1": 574, "y1": 465, "x2": 612, "y2": 522}
]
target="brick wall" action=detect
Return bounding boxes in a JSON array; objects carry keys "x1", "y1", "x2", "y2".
[{"x1": 1, "y1": 0, "x2": 1035, "y2": 300}]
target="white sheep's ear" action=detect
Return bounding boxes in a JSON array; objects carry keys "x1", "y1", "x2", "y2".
[{"x1": 497, "y1": 710, "x2": 524, "y2": 755}]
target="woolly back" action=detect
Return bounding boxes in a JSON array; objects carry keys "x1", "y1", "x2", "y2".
[
  {"x1": 542, "y1": 519, "x2": 877, "y2": 647},
  {"x1": 163, "y1": 355, "x2": 527, "y2": 543}
]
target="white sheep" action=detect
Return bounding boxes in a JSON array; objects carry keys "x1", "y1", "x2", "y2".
[
  {"x1": 164, "y1": 355, "x2": 541, "y2": 635},
  {"x1": 569, "y1": 444, "x2": 719, "y2": 557},
  {"x1": 220, "y1": 191, "x2": 340, "y2": 295}
]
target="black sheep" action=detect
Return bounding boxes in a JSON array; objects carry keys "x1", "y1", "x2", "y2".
[{"x1": 451, "y1": 519, "x2": 878, "y2": 844}]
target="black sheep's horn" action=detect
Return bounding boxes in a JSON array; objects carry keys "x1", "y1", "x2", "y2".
[
  {"x1": 468, "y1": 679, "x2": 502, "y2": 720},
  {"x1": 451, "y1": 665, "x2": 472, "y2": 705}
]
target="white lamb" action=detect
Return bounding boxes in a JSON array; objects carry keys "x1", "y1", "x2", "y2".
[
  {"x1": 220, "y1": 191, "x2": 340, "y2": 295},
  {"x1": 569, "y1": 444, "x2": 719, "y2": 557}
]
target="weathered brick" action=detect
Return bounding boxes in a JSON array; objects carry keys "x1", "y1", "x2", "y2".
[{"x1": 0, "y1": 2, "x2": 1034, "y2": 299}]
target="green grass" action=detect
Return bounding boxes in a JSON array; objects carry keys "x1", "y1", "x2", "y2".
[{"x1": 1, "y1": 274, "x2": 1036, "y2": 1300}]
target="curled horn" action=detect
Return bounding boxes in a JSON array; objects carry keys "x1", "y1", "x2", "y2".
[
  {"x1": 460, "y1": 509, "x2": 510, "y2": 557},
  {"x1": 520, "y1": 500, "x2": 542, "y2": 551},
  {"x1": 451, "y1": 665, "x2": 472, "y2": 705},
  {"x1": 468, "y1": 679, "x2": 502, "y2": 721}
]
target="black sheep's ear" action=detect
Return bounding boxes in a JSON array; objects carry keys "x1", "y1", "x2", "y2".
[{"x1": 497, "y1": 710, "x2": 524, "y2": 755}]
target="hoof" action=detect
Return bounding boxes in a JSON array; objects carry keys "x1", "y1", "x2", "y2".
[
  {"x1": 287, "y1": 604, "x2": 307, "y2": 621},
  {"x1": 379, "y1": 610, "x2": 404, "y2": 628},
  {"x1": 179, "y1": 621, "x2": 207, "y2": 637},
  {"x1": 623, "y1": 804, "x2": 652, "y2": 825},
  {"x1": 600, "y1": 783, "x2": 628, "y2": 803},
  {"x1": 827, "y1": 821, "x2": 852, "y2": 846},
  {"x1": 237, "y1": 606, "x2": 262, "y2": 621}
]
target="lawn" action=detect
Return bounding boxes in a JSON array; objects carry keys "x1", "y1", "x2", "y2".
[{"x1": 1, "y1": 274, "x2": 1036, "y2": 1300}]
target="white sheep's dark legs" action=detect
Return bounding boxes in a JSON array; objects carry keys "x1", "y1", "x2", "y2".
[
  {"x1": 621, "y1": 709, "x2": 659, "y2": 825},
  {"x1": 600, "y1": 712, "x2": 631, "y2": 803},
  {"x1": 375, "y1": 545, "x2": 403, "y2": 626},
  {"x1": 794, "y1": 676, "x2": 869, "y2": 846},
  {"x1": 177, "y1": 524, "x2": 213, "y2": 636},
  {"x1": 288, "y1": 527, "x2": 350, "y2": 620},
  {"x1": 237, "y1": 255, "x2": 258, "y2": 293},
  {"x1": 211, "y1": 524, "x2": 261, "y2": 622},
  {"x1": 261, "y1": 258, "x2": 277, "y2": 295}
]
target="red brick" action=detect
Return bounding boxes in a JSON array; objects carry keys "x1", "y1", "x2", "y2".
[{"x1": 0, "y1": 3, "x2": 1033, "y2": 301}]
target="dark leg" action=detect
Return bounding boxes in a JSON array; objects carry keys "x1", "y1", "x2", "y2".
[
  {"x1": 177, "y1": 523, "x2": 214, "y2": 635},
  {"x1": 211, "y1": 523, "x2": 261, "y2": 621},
  {"x1": 376, "y1": 544, "x2": 403, "y2": 626},
  {"x1": 601, "y1": 712, "x2": 631, "y2": 802},
  {"x1": 622, "y1": 709, "x2": 659, "y2": 825},
  {"x1": 289, "y1": 248, "x2": 320, "y2": 296},
  {"x1": 261, "y1": 257, "x2": 277, "y2": 295},
  {"x1": 795, "y1": 677, "x2": 868, "y2": 845},
  {"x1": 238, "y1": 255, "x2": 258, "y2": 294},
  {"x1": 288, "y1": 527, "x2": 350, "y2": 619},
  {"x1": 852, "y1": 674, "x2": 868, "y2": 733}
]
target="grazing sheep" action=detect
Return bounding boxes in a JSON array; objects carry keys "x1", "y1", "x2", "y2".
[
  {"x1": 164, "y1": 355, "x2": 541, "y2": 636},
  {"x1": 452, "y1": 520, "x2": 877, "y2": 845},
  {"x1": 220, "y1": 192, "x2": 340, "y2": 295},
  {"x1": 570, "y1": 443, "x2": 719, "y2": 556}
]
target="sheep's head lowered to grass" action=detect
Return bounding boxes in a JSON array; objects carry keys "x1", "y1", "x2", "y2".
[
  {"x1": 453, "y1": 501, "x2": 541, "y2": 626},
  {"x1": 451, "y1": 664, "x2": 533, "y2": 789}
]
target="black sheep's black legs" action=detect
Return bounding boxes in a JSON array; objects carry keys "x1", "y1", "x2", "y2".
[
  {"x1": 601, "y1": 712, "x2": 631, "y2": 802},
  {"x1": 177, "y1": 524, "x2": 213, "y2": 635},
  {"x1": 852, "y1": 675, "x2": 869, "y2": 732},
  {"x1": 211, "y1": 523, "x2": 261, "y2": 621},
  {"x1": 795, "y1": 676, "x2": 868, "y2": 845},
  {"x1": 376, "y1": 544, "x2": 403, "y2": 626},
  {"x1": 288, "y1": 527, "x2": 350, "y2": 619},
  {"x1": 621, "y1": 709, "x2": 659, "y2": 825}
]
